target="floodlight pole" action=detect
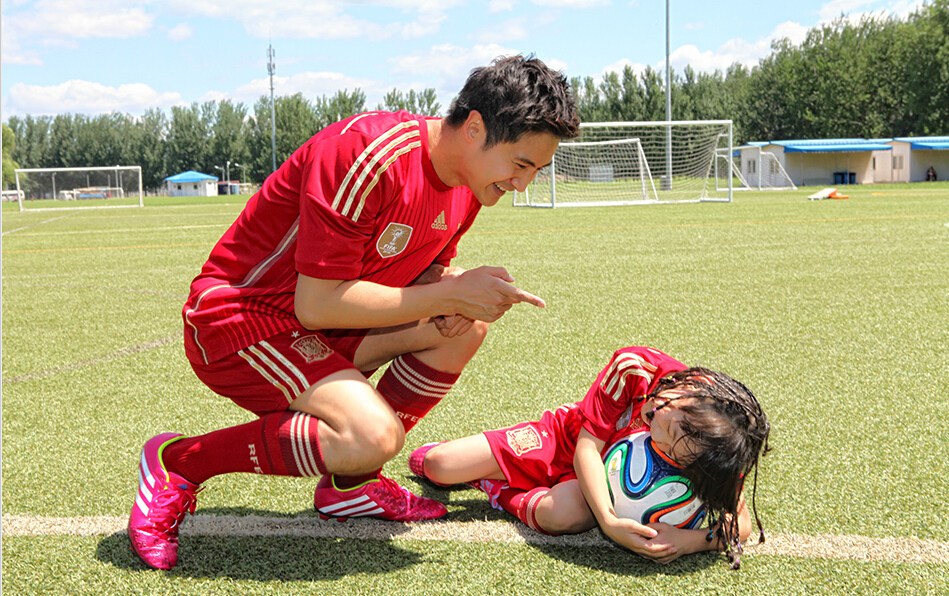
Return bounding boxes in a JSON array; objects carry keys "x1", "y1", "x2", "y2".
[
  {"x1": 268, "y1": 43, "x2": 278, "y2": 173},
  {"x1": 226, "y1": 160, "x2": 230, "y2": 185},
  {"x1": 665, "y1": 0, "x2": 673, "y2": 190}
]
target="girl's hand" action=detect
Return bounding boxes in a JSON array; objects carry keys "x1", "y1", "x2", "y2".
[{"x1": 600, "y1": 513, "x2": 677, "y2": 562}]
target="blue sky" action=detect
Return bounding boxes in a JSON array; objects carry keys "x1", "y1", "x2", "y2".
[{"x1": 0, "y1": 0, "x2": 927, "y2": 121}]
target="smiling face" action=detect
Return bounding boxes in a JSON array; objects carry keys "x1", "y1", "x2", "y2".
[{"x1": 457, "y1": 113, "x2": 561, "y2": 207}]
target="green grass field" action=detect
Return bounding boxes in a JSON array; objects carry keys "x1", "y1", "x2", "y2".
[{"x1": 3, "y1": 184, "x2": 948, "y2": 594}]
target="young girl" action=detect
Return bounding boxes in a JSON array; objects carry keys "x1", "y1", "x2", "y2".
[{"x1": 409, "y1": 346, "x2": 770, "y2": 569}]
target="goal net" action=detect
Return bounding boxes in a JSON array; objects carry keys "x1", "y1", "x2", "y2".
[
  {"x1": 741, "y1": 148, "x2": 797, "y2": 190},
  {"x1": 15, "y1": 166, "x2": 144, "y2": 212},
  {"x1": 515, "y1": 120, "x2": 733, "y2": 207},
  {"x1": 515, "y1": 138, "x2": 659, "y2": 207}
]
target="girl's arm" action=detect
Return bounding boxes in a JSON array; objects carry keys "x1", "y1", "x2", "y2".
[
  {"x1": 645, "y1": 492, "x2": 752, "y2": 563},
  {"x1": 574, "y1": 429, "x2": 676, "y2": 561}
]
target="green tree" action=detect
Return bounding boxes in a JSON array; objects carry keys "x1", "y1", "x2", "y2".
[
  {"x1": 210, "y1": 100, "x2": 250, "y2": 183},
  {"x1": 134, "y1": 108, "x2": 168, "y2": 190},
  {"x1": 166, "y1": 103, "x2": 211, "y2": 175},
  {"x1": 2, "y1": 124, "x2": 20, "y2": 188},
  {"x1": 377, "y1": 88, "x2": 440, "y2": 116},
  {"x1": 315, "y1": 89, "x2": 367, "y2": 130}
]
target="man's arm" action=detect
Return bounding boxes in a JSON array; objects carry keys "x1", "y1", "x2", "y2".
[{"x1": 294, "y1": 266, "x2": 545, "y2": 330}]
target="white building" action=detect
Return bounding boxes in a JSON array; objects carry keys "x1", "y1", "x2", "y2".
[
  {"x1": 739, "y1": 139, "x2": 891, "y2": 187},
  {"x1": 882, "y1": 137, "x2": 949, "y2": 182},
  {"x1": 164, "y1": 170, "x2": 218, "y2": 197},
  {"x1": 741, "y1": 136, "x2": 949, "y2": 186}
]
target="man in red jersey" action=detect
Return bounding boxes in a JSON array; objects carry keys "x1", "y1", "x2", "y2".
[{"x1": 128, "y1": 54, "x2": 580, "y2": 570}]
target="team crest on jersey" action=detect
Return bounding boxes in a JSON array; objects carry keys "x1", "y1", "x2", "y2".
[
  {"x1": 506, "y1": 426, "x2": 543, "y2": 456},
  {"x1": 290, "y1": 335, "x2": 333, "y2": 363},
  {"x1": 376, "y1": 223, "x2": 413, "y2": 258}
]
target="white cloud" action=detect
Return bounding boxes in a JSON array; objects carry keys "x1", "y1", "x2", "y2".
[
  {"x1": 388, "y1": 43, "x2": 523, "y2": 108},
  {"x1": 475, "y1": 18, "x2": 530, "y2": 43},
  {"x1": 166, "y1": 0, "x2": 459, "y2": 40},
  {"x1": 6, "y1": 80, "x2": 184, "y2": 117},
  {"x1": 601, "y1": 58, "x2": 649, "y2": 79},
  {"x1": 818, "y1": 0, "x2": 879, "y2": 22},
  {"x1": 0, "y1": 28, "x2": 42, "y2": 66},
  {"x1": 167, "y1": 23, "x2": 193, "y2": 41},
  {"x1": 817, "y1": 0, "x2": 926, "y2": 25},
  {"x1": 7, "y1": 0, "x2": 154, "y2": 41},
  {"x1": 489, "y1": 0, "x2": 517, "y2": 11},
  {"x1": 530, "y1": 0, "x2": 608, "y2": 7},
  {"x1": 229, "y1": 71, "x2": 380, "y2": 106}
]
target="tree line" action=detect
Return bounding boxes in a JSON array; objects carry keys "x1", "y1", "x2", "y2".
[{"x1": 4, "y1": 0, "x2": 947, "y2": 191}]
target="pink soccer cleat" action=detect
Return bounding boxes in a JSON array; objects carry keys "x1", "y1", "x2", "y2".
[
  {"x1": 128, "y1": 433, "x2": 201, "y2": 570},
  {"x1": 407, "y1": 442, "x2": 444, "y2": 483},
  {"x1": 314, "y1": 473, "x2": 448, "y2": 522},
  {"x1": 468, "y1": 478, "x2": 507, "y2": 511}
]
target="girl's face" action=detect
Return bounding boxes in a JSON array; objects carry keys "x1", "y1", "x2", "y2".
[{"x1": 641, "y1": 391, "x2": 698, "y2": 466}]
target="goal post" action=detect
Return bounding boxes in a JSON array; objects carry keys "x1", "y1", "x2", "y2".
[
  {"x1": 515, "y1": 120, "x2": 734, "y2": 207},
  {"x1": 514, "y1": 138, "x2": 659, "y2": 208},
  {"x1": 14, "y1": 166, "x2": 144, "y2": 212}
]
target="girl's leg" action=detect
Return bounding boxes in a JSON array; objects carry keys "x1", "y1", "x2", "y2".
[
  {"x1": 530, "y1": 479, "x2": 597, "y2": 535},
  {"x1": 421, "y1": 434, "x2": 504, "y2": 485}
]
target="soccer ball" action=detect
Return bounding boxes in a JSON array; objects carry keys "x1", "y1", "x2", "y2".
[{"x1": 603, "y1": 429, "x2": 706, "y2": 529}]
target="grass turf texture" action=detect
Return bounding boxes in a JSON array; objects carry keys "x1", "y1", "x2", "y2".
[{"x1": 3, "y1": 184, "x2": 948, "y2": 593}]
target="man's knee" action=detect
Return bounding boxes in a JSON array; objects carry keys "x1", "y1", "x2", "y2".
[
  {"x1": 443, "y1": 319, "x2": 490, "y2": 356},
  {"x1": 346, "y1": 409, "x2": 405, "y2": 468}
]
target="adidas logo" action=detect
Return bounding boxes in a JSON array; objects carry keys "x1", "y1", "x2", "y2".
[{"x1": 431, "y1": 210, "x2": 448, "y2": 231}]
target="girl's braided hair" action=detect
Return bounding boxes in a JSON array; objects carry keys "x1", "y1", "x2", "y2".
[{"x1": 646, "y1": 367, "x2": 771, "y2": 569}]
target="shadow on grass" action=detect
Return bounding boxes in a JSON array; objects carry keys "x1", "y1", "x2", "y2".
[
  {"x1": 96, "y1": 507, "x2": 424, "y2": 581},
  {"x1": 419, "y1": 481, "x2": 722, "y2": 576},
  {"x1": 524, "y1": 529, "x2": 722, "y2": 577}
]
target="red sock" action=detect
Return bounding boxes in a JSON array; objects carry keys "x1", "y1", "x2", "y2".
[
  {"x1": 497, "y1": 486, "x2": 553, "y2": 535},
  {"x1": 163, "y1": 411, "x2": 326, "y2": 484},
  {"x1": 376, "y1": 353, "x2": 459, "y2": 432}
]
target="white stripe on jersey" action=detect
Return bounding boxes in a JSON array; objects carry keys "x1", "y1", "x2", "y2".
[
  {"x1": 340, "y1": 131, "x2": 419, "y2": 219},
  {"x1": 351, "y1": 141, "x2": 421, "y2": 222},
  {"x1": 390, "y1": 356, "x2": 453, "y2": 399},
  {"x1": 600, "y1": 352, "x2": 658, "y2": 401},
  {"x1": 238, "y1": 349, "x2": 294, "y2": 404},
  {"x1": 340, "y1": 112, "x2": 381, "y2": 135},
  {"x1": 246, "y1": 344, "x2": 306, "y2": 397},
  {"x1": 258, "y1": 340, "x2": 311, "y2": 393},
  {"x1": 184, "y1": 218, "x2": 300, "y2": 364},
  {"x1": 332, "y1": 120, "x2": 419, "y2": 218},
  {"x1": 237, "y1": 219, "x2": 299, "y2": 288}
]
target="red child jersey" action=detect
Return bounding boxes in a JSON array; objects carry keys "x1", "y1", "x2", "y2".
[
  {"x1": 483, "y1": 346, "x2": 688, "y2": 490},
  {"x1": 577, "y1": 346, "x2": 687, "y2": 446},
  {"x1": 183, "y1": 111, "x2": 481, "y2": 364}
]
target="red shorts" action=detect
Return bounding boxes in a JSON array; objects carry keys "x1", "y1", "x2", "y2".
[
  {"x1": 482, "y1": 405, "x2": 583, "y2": 491},
  {"x1": 189, "y1": 327, "x2": 368, "y2": 416}
]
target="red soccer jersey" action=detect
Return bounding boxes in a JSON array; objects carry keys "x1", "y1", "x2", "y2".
[
  {"x1": 184, "y1": 111, "x2": 481, "y2": 364},
  {"x1": 576, "y1": 346, "x2": 687, "y2": 446}
]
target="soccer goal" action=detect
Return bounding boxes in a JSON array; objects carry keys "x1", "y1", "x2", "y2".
[
  {"x1": 741, "y1": 148, "x2": 797, "y2": 190},
  {"x1": 515, "y1": 120, "x2": 734, "y2": 208},
  {"x1": 15, "y1": 166, "x2": 144, "y2": 212},
  {"x1": 515, "y1": 138, "x2": 659, "y2": 207}
]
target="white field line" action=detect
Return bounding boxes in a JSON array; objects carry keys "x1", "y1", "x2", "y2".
[
  {"x1": 2, "y1": 335, "x2": 179, "y2": 385},
  {"x1": 3, "y1": 514, "x2": 948, "y2": 565},
  {"x1": 2, "y1": 213, "x2": 77, "y2": 236}
]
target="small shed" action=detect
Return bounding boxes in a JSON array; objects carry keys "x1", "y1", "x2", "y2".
[
  {"x1": 164, "y1": 171, "x2": 218, "y2": 197},
  {"x1": 740, "y1": 139, "x2": 891, "y2": 186},
  {"x1": 886, "y1": 137, "x2": 949, "y2": 182}
]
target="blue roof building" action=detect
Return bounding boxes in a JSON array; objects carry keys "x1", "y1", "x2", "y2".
[
  {"x1": 164, "y1": 170, "x2": 219, "y2": 197},
  {"x1": 738, "y1": 136, "x2": 948, "y2": 186}
]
